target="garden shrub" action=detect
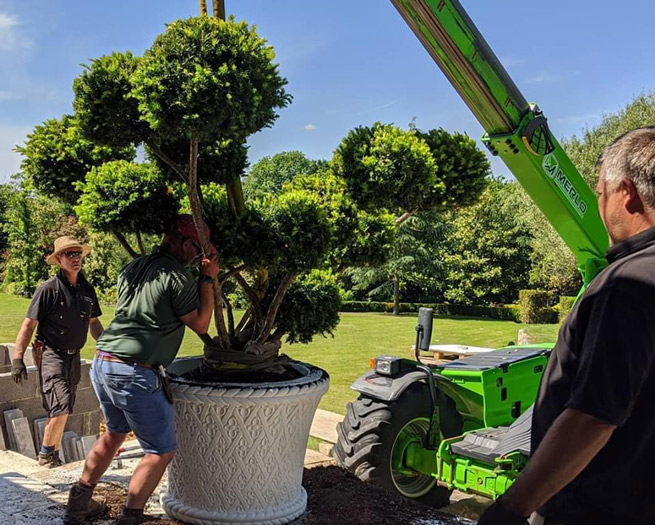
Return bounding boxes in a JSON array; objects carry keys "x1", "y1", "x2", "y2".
[
  {"x1": 558, "y1": 295, "x2": 576, "y2": 322},
  {"x1": 518, "y1": 289, "x2": 557, "y2": 324},
  {"x1": 340, "y1": 301, "x2": 521, "y2": 322}
]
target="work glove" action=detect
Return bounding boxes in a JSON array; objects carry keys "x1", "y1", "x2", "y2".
[
  {"x1": 478, "y1": 498, "x2": 529, "y2": 525},
  {"x1": 11, "y1": 358, "x2": 28, "y2": 385}
]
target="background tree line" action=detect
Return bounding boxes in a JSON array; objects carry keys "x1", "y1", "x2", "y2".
[{"x1": 1, "y1": 92, "x2": 653, "y2": 315}]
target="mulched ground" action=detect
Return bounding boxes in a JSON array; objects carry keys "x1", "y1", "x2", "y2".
[{"x1": 92, "y1": 466, "x2": 471, "y2": 525}]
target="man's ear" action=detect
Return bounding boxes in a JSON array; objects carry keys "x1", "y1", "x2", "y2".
[{"x1": 622, "y1": 178, "x2": 644, "y2": 214}]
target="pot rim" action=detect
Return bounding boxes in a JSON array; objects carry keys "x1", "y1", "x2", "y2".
[{"x1": 169, "y1": 356, "x2": 328, "y2": 390}]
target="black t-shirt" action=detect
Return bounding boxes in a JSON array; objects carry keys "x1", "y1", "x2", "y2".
[
  {"x1": 532, "y1": 226, "x2": 655, "y2": 525},
  {"x1": 27, "y1": 270, "x2": 102, "y2": 351}
]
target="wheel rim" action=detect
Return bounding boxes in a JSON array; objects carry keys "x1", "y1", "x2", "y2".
[{"x1": 390, "y1": 416, "x2": 437, "y2": 498}]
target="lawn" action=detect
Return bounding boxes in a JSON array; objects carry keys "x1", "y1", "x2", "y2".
[{"x1": 0, "y1": 293, "x2": 560, "y2": 414}]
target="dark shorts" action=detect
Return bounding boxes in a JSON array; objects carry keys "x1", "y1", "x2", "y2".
[{"x1": 38, "y1": 346, "x2": 81, "y2": 417}]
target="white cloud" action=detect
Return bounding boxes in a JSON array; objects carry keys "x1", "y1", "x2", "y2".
[
  {"x1": 0, "y1": 90, "x2": 22, "y2": 101},
  {"x1": 0, "y1": 13, "x2": 18, "y2": 29},
  {"x1": 0, "y1": 12, "x2": 31, "y2": 51},
  {"x1": 303, "y1": 124, "x2": 317, "y2": 131},
  {"x1": 524, "y1": 73, "x2": 557, "y2": 84}
]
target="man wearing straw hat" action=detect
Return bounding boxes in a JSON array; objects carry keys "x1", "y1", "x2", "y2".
[{"x1": 11, "y1": 236, "x2": 104, "y2": 470}]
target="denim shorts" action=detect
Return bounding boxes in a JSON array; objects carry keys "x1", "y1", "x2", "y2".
[{"x1": 90, "y1": 355, "x2": 176, "y2": 454}]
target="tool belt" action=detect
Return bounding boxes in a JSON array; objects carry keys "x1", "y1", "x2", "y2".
[{"x1": 34, "y1": 340, "x2": 79, "y2": 355}]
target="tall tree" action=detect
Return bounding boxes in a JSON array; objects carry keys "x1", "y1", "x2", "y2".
[
  {"x1": 244, "y1": 151, "x2": 326, "y2": 200},
  {"x1": 443, "y1": 179, "x2": 532, "y2": 306}
]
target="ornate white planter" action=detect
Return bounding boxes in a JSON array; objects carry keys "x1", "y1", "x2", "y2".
[{"x1": 160, "y1": 357, "x2": 329, "y2": 525}]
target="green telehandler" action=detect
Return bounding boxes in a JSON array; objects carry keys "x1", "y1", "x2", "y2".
[{"x1": 333, "y1": 0, "x2": 610, "y2": 507}]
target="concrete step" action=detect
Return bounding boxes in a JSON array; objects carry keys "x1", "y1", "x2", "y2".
[{"x1": 310, "y1": 408, "x2": 343, "y2": 444}]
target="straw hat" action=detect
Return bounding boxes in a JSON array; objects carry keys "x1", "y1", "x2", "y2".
[{"x1": 45, "y1": 236, "x2": 92, "y2": 265}]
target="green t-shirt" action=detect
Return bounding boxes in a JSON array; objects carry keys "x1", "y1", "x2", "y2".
[{"x1": 97, "y1": 248, "x2": 199, "y2": 367}]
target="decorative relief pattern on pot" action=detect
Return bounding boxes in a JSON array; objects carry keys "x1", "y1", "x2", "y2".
[{"x1": 161, "y1": 360, "x2": 329, "y2": 525}]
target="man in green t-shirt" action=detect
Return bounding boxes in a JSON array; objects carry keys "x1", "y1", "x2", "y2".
[{"x1": 63, "y1": 215, "x2": 219, "y2": 525}]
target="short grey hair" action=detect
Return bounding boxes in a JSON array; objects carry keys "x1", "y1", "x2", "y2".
[{"x1": 598, "y1": 127, "x2": 655, "y2": 208}]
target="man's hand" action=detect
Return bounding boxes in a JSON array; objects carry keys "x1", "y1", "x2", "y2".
[
  {"x1": 478, "y1": 498, "x2": 529, "y2": 525},
  {"x1": 199, "y1": 252, "x2": 219, "y2": 280},
  {"x1": 11, "y1": 359, "x2": 28, "y2": 385}
]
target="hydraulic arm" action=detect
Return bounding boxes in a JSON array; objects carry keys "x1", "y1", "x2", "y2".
[{"x1": 391, "y1": 0, "x2": 609, "y2": 284}]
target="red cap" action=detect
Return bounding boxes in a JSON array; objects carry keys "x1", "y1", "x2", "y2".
[{"x1": 173, "y1": 214, "x2": 217, "y2": 254}]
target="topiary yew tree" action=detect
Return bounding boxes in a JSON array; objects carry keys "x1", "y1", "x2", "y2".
[
  {"x1": 63, "y1": 12, "x2": 489, "y2": 370},
  {"x1": 332, "y1": 122, "x2": 491, "y2": 313}
]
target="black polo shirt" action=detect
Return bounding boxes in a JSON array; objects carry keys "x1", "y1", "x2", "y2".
[
  {"x1": 27, "y1": 270, "x2": 102, "y2": 351},
  {"x1": 532, "y1": 226, "x2": 655, "y2": 524}
]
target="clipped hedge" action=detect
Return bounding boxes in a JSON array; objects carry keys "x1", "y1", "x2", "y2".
[
  {"x1": 558, "y1": 295, "x2": 577, "y2": 322},
  {"x1": 518, "y1": 290, "x2": 557, "y2": 324},
  {"x1": 340, "y1": 301, "x2": 522, "y2": 322}
]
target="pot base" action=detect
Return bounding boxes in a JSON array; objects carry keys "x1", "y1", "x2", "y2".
[{"x1": 161, "y1": 487, "x2": 307, "y2": 525}]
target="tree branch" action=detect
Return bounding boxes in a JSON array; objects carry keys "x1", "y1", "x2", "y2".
[
  {"x1": 213, "y1": 0, "x2": 225, "y2": 20},
  {"x1": 224, "y1": 291, "x2": 235, "y2": 340},
  {"x1": 395, "y1": 209, "x2": 417, "y2": 226},
  {"x1": 113, "y1": 231, "x2": 138, "y2": 259},
  {"x1": 146, "y1": 140, "x2": 188, "y2": 184},
  {"x1": 188, "y1": 135, "x2": 231, "y2": 349},
  {"x1": 199, "y1": 0, "x2": 208, "y2": 15},
  {"x1": 235, "y1": 308, "x2": 251, "y2": 333},
  {"x1": 233, "y1": 272, "x2": 263, "y2": 328},
  {"x1": 220, "y1": 264, "x2": 247, "y2": 285},
  {"x1": 256, "y1": 272, "x2": 296, "y2": 344},
  {"x1": 135, "y1": 231, "x2": 146, "y2": 256}
]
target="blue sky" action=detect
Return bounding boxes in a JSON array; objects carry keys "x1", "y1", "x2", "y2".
[{"x1": 1, "y1": 0, "x2": 654, "y2": 183}]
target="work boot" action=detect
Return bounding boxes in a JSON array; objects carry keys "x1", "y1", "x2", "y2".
[
  {"x1": 112, "y1": 514, "x2": 143, "y2": 525},
  {"x1": 63, "y1": 482, "x2": 108, "y2": 525},
  {"x1": 37, "y1": 450, "x2": 63, "y2": 468}
]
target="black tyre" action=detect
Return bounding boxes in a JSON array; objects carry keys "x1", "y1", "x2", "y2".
[{"x1": 333, "y1": 383, "x2": 462, "y2": 507}]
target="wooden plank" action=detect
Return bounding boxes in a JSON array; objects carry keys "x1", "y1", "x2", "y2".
[{"x1": 304, "y1": 448, "x2": 334, "y2": 469}]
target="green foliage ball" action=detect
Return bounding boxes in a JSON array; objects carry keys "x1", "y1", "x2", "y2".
[
  {"x1": 132, "y1": 16, "x2": 291, "y2": 143},
  {"x1": 16, "y1": 115, "x2": 134, "y2": 205},
  {"x1": 275, "y1": 270, "x2": 342, "y2": 344},
  {"x1": 73, "y1": 51, "x2": 150, "y2": 149},
  {"x1": 332, "y1": 122, "x2": 437, "y2": 214},
  {"x1": 75, "y1": 160, "x2": 179, "y2": 234},
  {"x1": 415, "y1": 128, "x2": 489, "y2": 207}
]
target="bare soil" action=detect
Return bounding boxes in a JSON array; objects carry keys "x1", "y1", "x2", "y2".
[{"x1": 92, "y1": 466, "x2": 472, "y2": 525}]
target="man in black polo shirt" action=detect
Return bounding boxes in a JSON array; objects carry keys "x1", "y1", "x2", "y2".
[
  {"x1": 480, "y1": 127, "x2": 655, "y2": 525},
  {"x1": 11, "y1": 236, "x2": 103, "y2": 468}
]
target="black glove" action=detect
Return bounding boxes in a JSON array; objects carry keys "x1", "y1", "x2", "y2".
[
  {"x1": 11, "y1": 358, "x2": 28, "y2": 385},
  {"x1": 478, "y1": 498, "x2": 529, "y2": 525}
]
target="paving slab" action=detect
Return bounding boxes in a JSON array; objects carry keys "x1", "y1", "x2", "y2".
[
  {"x1": 0, "y1": 420, "x2": 6, "y2": 451},
  {"x1": 3, "y1": 409, "x2": 23, "y2": 451},
  {"x1": 74, "y1": 439, "x2": 84, "y2": 462},
  {"x1": 32, "y1": 418, "x2": 47, "y2": 453},
  {"x1": 310, "y1": 408, "x2": 342, "y2": 444},
  {"x1": 10, "y1": 418, "x2": 36, "y2": 459},
  {"x1": 61, "y1": 431, "x2": 79, "y2": 463},
  {"x1": 81, "y1": 435, "x2": 96, "y2": 457}
]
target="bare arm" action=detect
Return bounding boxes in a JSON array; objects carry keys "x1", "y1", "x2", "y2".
[
  {"x1": 501, "y1": 408, "x2": 616, "y2": 516},
  {"x1": 13, "y1": 318, "x2": 38, "y2": 360},
  {"x1": 89, "y1": 317, "x2": 104, "y2": 341},
  {"x1": 179, "y1": 253, "x2": 219, "y2": 335}
]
